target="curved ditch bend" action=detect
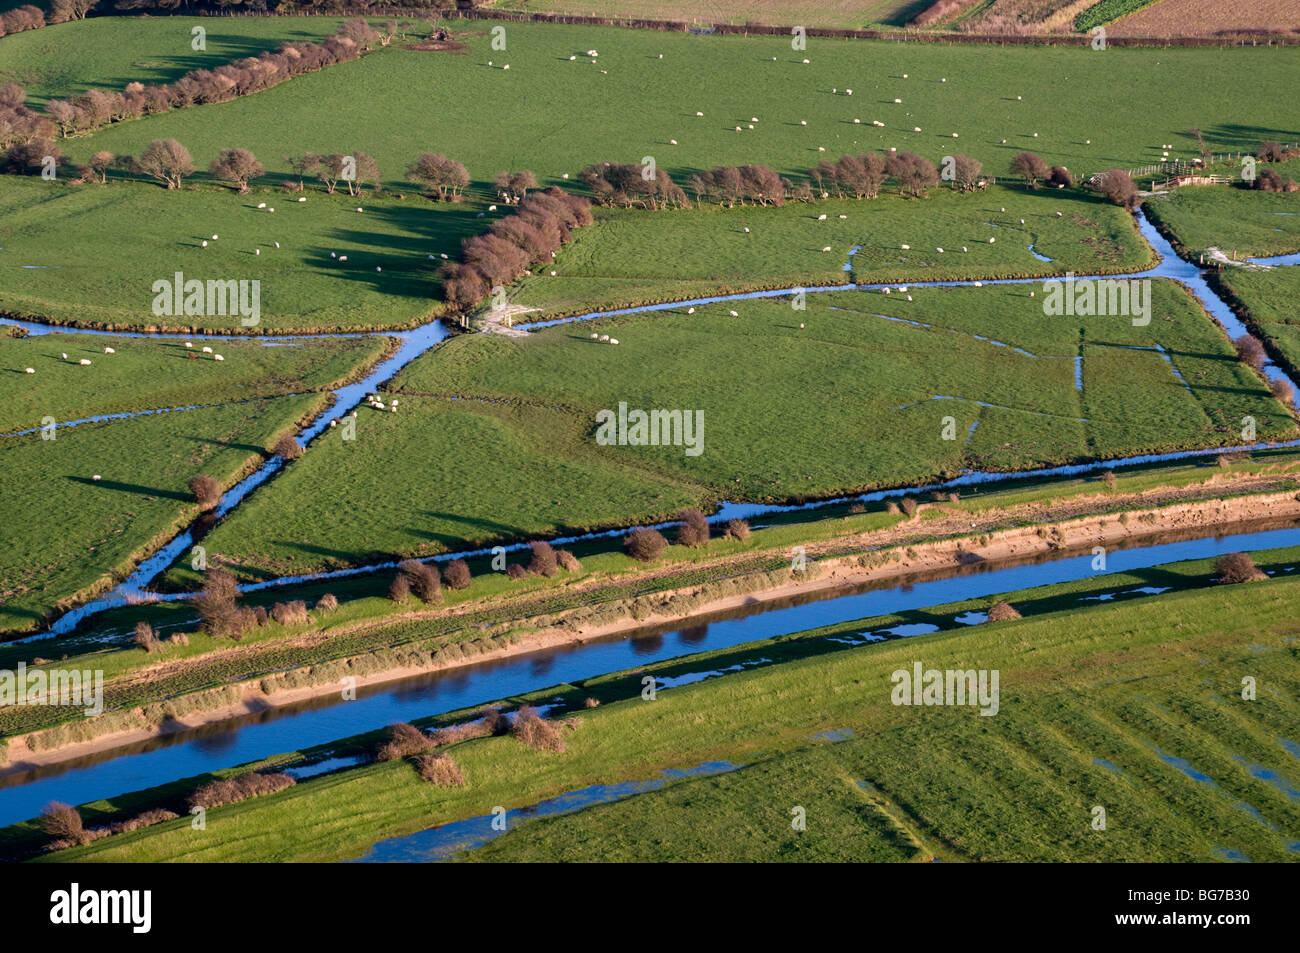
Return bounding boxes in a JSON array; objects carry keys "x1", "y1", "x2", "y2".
[
  {"x1": 1, "y1": 520, "x2": 1298, "y2": 829},
  {"x1": 13, "y1": 210, "x2": 1300, "y2": 639}
]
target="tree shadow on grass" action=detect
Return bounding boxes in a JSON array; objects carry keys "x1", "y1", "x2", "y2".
[{"x1": 65, "y1": 475, "x2": 189, "y2": 502}]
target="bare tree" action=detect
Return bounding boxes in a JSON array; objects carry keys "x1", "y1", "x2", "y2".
[
  {"x1": 1009, "y1": 151, "x2": 1049, "y2": 189},
  {"x1": 135, "y1": 139, "x2": 193, "y2": 189},
  {"x1": 209, "y1": 148, "x2": 263, "y2": 193},
  {"x1": 407, "y1": 152, "x2": 469, "y2": 199}
]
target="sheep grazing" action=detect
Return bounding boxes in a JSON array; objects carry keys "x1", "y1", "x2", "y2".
[
  {"x1": 339, "y1": 255, "x2": 348, "y2": 262},
  {"x1": 901, "y1": 244, "x2": 910, "y2": 250},
  {"x1": 1000, "y1": 139, "x2": 1007, "y2": 144},
  {"x1": 670, "y1": 139, "x2": 678, "y2": 145},
  {"x1": 873, "y1": 120, "x2": 885, "y2": 127},
  {"x1": 903, "y1": 74, "x2": 908, "y2": 79},
  {"x1": 1033, "y1": 132, "x2": 1038, "y2": 138},
  {"x1": 941, "y1": 77, "x2": 947, "y2": 82},
  {"x1": 748, "y1": 124, "x2": 754, "y2": 130},
  {"x1": 331, "y1": 252, "x2": 337, "y2": 258},
  {"x1": 906, "y1": 295, "x2": 913, "y2": 301},
  {"x1": 356, "y1": 207, "x2": 363, "y2": 213},
  {"x1": 883, "y1": 288, "x2": 891, "y2": 294},
  {"x1": 202, "y1": 241, "x2": 208, "y2": 248},
  {"x1": 184, "y1": 342, "x2": 192, "y2": 348},
  {"x1": 658, "y1": 54, "x2": 663, "y2": 59},
  {"x1": 817, "y1": 213, "x2": 827, "y2": 220},
  {"x1": 274, "y1": 242, "x2": 280, "y2": 248},
  {"x1": 913, "y1": 127, "x2": 922, "y2": 133},
  {"x1": 255, "y1": 249, "x2": 261, "y2": 256},
  {"x1": 79, "y1": 359, "x2": 92, "y2": 365},
  {"x1": 838, "y1": 214, "x2": 847, "y2": 219},
  {"x1": 268, "y1": 208, "x2": 275, "y2": 213},
  {"x1": 24, "y1": 367, "x2": 34, "y2": 374},
  {"x1": 561, "y1": 173, "x2": 569, "y2": 179},
  {"x1": 854, "y1": 118, "x2": 861, "y2": 124},
  {"x1": 329, "y1": 419, "x2": 337, "y2": 428},
  {"x1": 609, "y1": 338, "x2": 619, "y2": 345},
  {"x1": 821, "y1": 246, "x2": 831, "y2": 252},
  {"x1": 962, "y1": 246, "x2": 968, "y2": 252},
  {"x1": 974, "y1": 281, "x2": 983, "y2": 287},
  {"x1": 503, "y1": 64, "x2": 510, "y2": 70},
  {"x1": 894, "y1": 98, "x2": 902, "y2": 104},
  {"x1": 61, "y1": 352, "x2": 68, "y2": 359},
  {"x1": 257, "y1": 202, "x2": 266, "y2": 209},
  {"x1": 1085, "y1": 139, "x2": 1091, "y2": 145},
  {"x1": 818, "y1": 146, "x2": 826, "y2": 152},
  {"x1": 799, "y1": 323, "x2": 805, "y2": 328},
  {"x1": 936, "y1": 247, "x2": 944, "y2": 253},
  {"x1": 440, "y1": 253, "x2": 448, "y2": 259},
  {"x1": 1020, "y1": 218, "x2": 1025, "y2": 225},
  {"x1": 1016, "y1": 95, "x2": 1022, "y2": 101},
  {"x1": 550, "y1": 270, "x2": 557, "y2": 275},
  {"x1": 729, "y1": 310, "x2": 739, "y2": 316},
  {"x1": 743, "y1": 227, "x2": 750, "y2": 233},
  {"x1": 952, "y1": 133, "x2": 959, "y2": 138},
  {"x1": 802, "y1": 58, "x2": 810, "y2": 63},
  {"x1": 736, "y1": 126, "x2": 742, "y2": 132},
  {"x1": 212, "y1": 235, "x2": 219, "y2": 241},
  {"x1": 202, "y1": 346, "x2": 213, "y2": 353},
  {"x1": 1056, "y1": 211, "x2": 1063, "y2": 218},
  {"x1": 376, "y1": 266, "x2": 382, "y2": 272},
  {"x1": 214, "y1": 354, "x2": 224, "y2": 361},
  {"x1": 846, "y1": 89, "x2": 853, "y2": 95},
  {"x1": 696, "y1": 111, "x2": 704, "y2": 117},
  {"x1": 489, "y1": 204, "x2": 497, "y2": 211},
  {"x1": 800, "y1": 120, "x2": 807, "y2": 126},
  {"x1": 570, "y1": 55, "x2": 576, "y2": 61},
  {"x1": 989, "y1": 237, "x2": 996, "y2": 244},
  {"x1": 104, "y1": 346, "x2": 115, "y2": 354},
  {"x1": 92, "y1": 474, "x2": 101, "y2": 481},
  {"x1": 687, "y1": 307, "x2": 695, "y2": 314},
  {"x1": 751, "y1": 117, "x2": 759, "y2": 122},
  {"x1": 599, "y1": 334, "x2": 610, "y2": 342},
  {"x1": 590, "y1": 332, "x2": 599, "y2": 339}
]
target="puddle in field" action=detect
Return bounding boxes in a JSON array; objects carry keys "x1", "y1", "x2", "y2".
[
  {"x1": 282, "y1": 755, "x2": 364, "y2": 780},
  {"x1": 1094, "y1": 758, "x2": 1122, "y2": 774},
  {"x1": 1212, "y1": 847, "x2": 1251, "y2": 862},
  {"x1": 1279, "y1": 738, "x2": 1300, "y2": 760},
  {"x1": 1151, "y1": 748, "x2": 1218, "y2": 787},
  {"x1": 652, "y1": 658, "x2": 771, "y2": 690},
  {"x1": 1233, "y1": 757, "x2": 1300, "y2": 802},
  {"x1": 953, "y1": 611, "x2": 988, "y2": 625},
  {"x1": 350, "y1": 760, "x2": 743, "y2": 862},
  {"x1": 811, "y1": 728, "x2": 856, "y2": 743}
]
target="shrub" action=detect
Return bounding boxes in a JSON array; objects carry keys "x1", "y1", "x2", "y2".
[
  {"x1": 1009, "y1": 152, "x2": 1049, "y2": 189},
  {"x1": 400, "y1": 559, "x2": 442, "y2": 603},
  {"x1": 133, "y1": 621, "x2": 159, "y2": 653},
  {"x1": 194, "y1": 569, "x2": 245, "y2": 637},
  {"x1": 414, "y1": 752, "x2": 465, "y2": 786},
  {"x1": 510, "y1": 704, "x2": 566, "y2": 752},
  {"x1": 253, "y1": 605, "x2": 268, "y2": 626},
  {"x1": 375, "y1": 722, "x2": 433, "y2": 761},
  {"x1": 388, "y1": 572, "x2": 411, "y2": 603},
  {"x1": 583, "y1": 696, "x2": 601, "y2": 709},
  {"x1": 987, "y1": 600, "x2": 1022, "y2": 622},
  {"x1": 1271, "y1": 378, "x2": 1295, "y2": 405},
  {"x1": 187, "y1": 772, "x2": 295, "y2": 810},
  {"x1": 1102, "y1": 470, "x2": 1117, "y2": 490},
  {"x1": 442, "y1": 558, "x2": 472, "y2": 590},
  {"x1": 885, "y1": 500, "x2": 902, "y2": 514},
  {"x1": 624, "y1": 527, "x2": 668, "y2": 562},
  {"x1": 316, "y1": 593, "x2": 339, "y2": 613},
  {"x1": 107, "y1": 808, "x2": 178, "y2": 836},
  {"x1": 1048, "y1": 166, "x2": 1073, "y2": 188},
  {"x1": 1094, "y1": 169, "x2": 1139, "y2": 210},
  {"x1": 169, "y1": 633, "x2": 189, "y2": 646},
  {"x1": 675, "y1": 508, "x2": 711, "y2": 547},
  {"x1": 556, "y1": 550, "x2": 581, "y2": 572},
  {"x1": 39, "y1": 802, "x2": 84, "y2": 843},
  {"x1": 271, "y1": 600, "x2": 309, "y2": 626},
  {"x1": 189, "y1": 474, "x2": 221, "y2": 510},
  {"x1": 505, "y1": 563, "x2": 529, "y2": 580},
  {"x1": 900, "y1": 497, "x2": 918, "y2": 516},
  {"x1": 724, "y1": 518, "x2": 751, "y2": 541},
  {"x1": 1233, "y1": 335, "x2": 1268, "y2": 370},
  {"x1": 527, "y1": 540, "x2": 559, "y2": 577},
  {"x1": 1214, "y1": 552, "x2": 1266, "y2": 584},
  {"x1": 272, "y1": 433, "x2": 302, "y2": 460}
]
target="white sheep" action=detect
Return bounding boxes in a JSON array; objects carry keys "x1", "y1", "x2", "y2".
[
  {"x1": 331, "y1": 252, "x2": 337, "y2": 258},
  {"x1": 873, "y1": 120, "x2": 885, "y2": 127},
  {"x1": 894, "y1": 98, "x2": 902, "y2": 104},
  {"x1": 818, "y1": 146, "x2": 826, "y2": 152},
  {"x1": 489, "y1": 204, "x2": 497, "y2": 211},
  {"x1": 590, "y1": 332, "x2": 599, "y2": 339},
  {"x1": 202, "y1": 346, "x2": 213, "y2": 353},
  {"x1": 1020, "y1": 218, "x2": 1025, "y2": 225},
  {"x1": 609, "y1": 338, "x2": 618, "y2": 345},
  {"x1": 906, "y1": 295, "x2": 913, "y2": 301},
  {"x1": 670, "y1": 139, "x2": 678, "y2": 145},
  {"x1": 298, "y1": 197, "x2": 306, "y2": 203},
  {"x1": 24, "y1": 367, "x2": 34, "y2": 374},
  {"x1": 599, "y1": 334, "x2": 610, "y2": 342},
  {"x1": 268, "y1": 208, "x2": 275, "y2": 213},
  {"x1": 503, "y1": 64, "x2": 510, "y2": 70},
  {"x1": 901, "y1": 244, "x2": 910, "y2": 250},
  {"x1": 339, "y1": 255, "x2": 348, "y2": 262},
  {"x1": 214, "y1": 354, "x2": 224, "y2": 361},
  {"x1": 818, "y1": 214, "x2": 827, "y2": 220},
  {"x1": 258, "y1": 202, "x2": 266, "y2": 208},
  {"x1": 846, "y1": 89, "x2": 852, "y2": 95},
  {"x1": 79, "y1": 359, "x2": 91, "y2": 365},
  {"x1": 821, "y1": 246, "x2": 831, "y2": 252},
  {"x1": 974, "y1": 281, "x2": 983, "y2": 287},
  {"x1": 961, "y1": 245, "x2": 968, "y2": 252},
  {"x1": 687, "y1": 307, "x2": 695, "y2": 314},
  {"x1": 356, "y1": 207, "x2": 363, "y2": 213},
  {"x1": 255, "y1": 249, "x2": 260, "y2": 256},
  {"x1": 104, "y1": 346, "x2": 115, "y2": 354},
  {"x1": 729, "y1": 310, "x2": 739, "y2": 316},
  {"x1": 913, "y1": 127, "x2": 922, "y2": 133},
  {"x1": 802, "y1": 58, "x2": 810, "y2": 63},
  {"x1": 184, "y1": 343, "x2": 192, "y2": 349},
  {"x1": 212, "y1": 235, "x2": 219, "y2": 241},
  {"x1": 92, "y1": 474, "x2": 101, "y2": 481},
  {"x1": 751, "y1": 117, "x2": 759, "y2": 122},
  {"x1": 61, "y1": 352, "x2": 68, "y2": 359},
  {"x1": 329, "y1": 419, "x2": 337, "y2": 428},
  {"x1": 854, "y1": 118, "x2": 860, "y2": 124},
  {"x1": 743, "y1": 227, "x2": 750, "y2": 233},
  {"x1": 800, "y1": 120, "x2": 807, "y2": 126},
  {"x1": 936, "y1": 247, "x2": 943, "y2": 253},
  {"x1": 202, "y1": 241, "x2": 208, "y2": 248},
  {"x1": 275, "y1": 242, "x2": 280, "y2": 248},
  {"x1": 696, "y1": 111, "x2": 704, "y2": 117},
  {"x1": 952, "y1": 133, "x2": 959, "y2": 138},
  {"x1": 838, "y1": 214, "x2": 847, "y2": 219},
  {"x1": 989, "y1": 237, "x2": 996, "y2": 244}
]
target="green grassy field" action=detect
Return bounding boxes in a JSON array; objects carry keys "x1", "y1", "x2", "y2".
[
  {"x1": 1216, "y1": 264, "x2": 1300, "y2": 376},
  {"x1": 1143, "y1": 164, "x2": 1300, "y2": 261},
  {"x1": 486, "y1": 0, "x2": 934, "y2": 30},
  {"x1": 511, "y1": 186, "x2": 1152, "y2": 317},
  {"x1": 163, "y1": 278, "x2": 1294, "y2": 585},
  {"x1": 57, "y1": 24, "x2": 1299, "y2": 184},
  {"x1": 0, "y1": 176, "x2": 478, "y2": 331},
  {"x1": 0, "y1": 330, "x2": 388, "y2": 434},
  {"x1": 34, "y1": 572, "x2": 1300, "y2": 862},
  {"x1": 0, "y1": 393, "x2": 324, "y2": 632},
  {"x1": 0, "y1": 16, "x2": 348, "y2": 107}
]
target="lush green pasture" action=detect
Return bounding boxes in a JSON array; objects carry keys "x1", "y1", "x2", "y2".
[
  {"x1": 1217, "y1": 264, "x2": 1300, "y2": 376},
  {"x1": 42, "y1": 575, "x2": 1300, "y2": 862},
  {"x1": 0, "y1": 16, "x2": 347, "y2": 107},
  {"x1": 59, "y1": 23, "x2": 1299, "y2": 182},
  {"x1": 512, "y1": 187, "x2": 1151, "y2": 317},
  {"x1": 0, "y1": 394, "x2": 321, "y2": 632},
  {"x1": 1144, "y1": 170, "x2": 1300, "y2": 260},
  {"x1": 0, "y1": 177, "x2": 481, "y2": 331},
  {"x1": 0, "y1": 330, "x2": 387, "y2": 434},
  {"x1": 172, "y1": 279, "x2": 1293, "y2": 583},
  {"x1": 486, "y1": 0, "x2": 932, "y2": 30}
]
